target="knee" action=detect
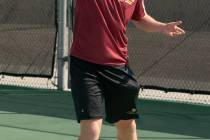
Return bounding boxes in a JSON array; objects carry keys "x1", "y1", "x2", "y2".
[
  {"x1": 116, "y1": 119, "x2": 136, "y2": 130},
  {"x1": 80, "y1": 119, "x2": 102, "y2": 139}
]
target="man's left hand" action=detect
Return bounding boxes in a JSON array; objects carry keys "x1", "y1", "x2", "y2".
[{"x1": 161, "y1": 21, "x2": 185, "y2": 37}]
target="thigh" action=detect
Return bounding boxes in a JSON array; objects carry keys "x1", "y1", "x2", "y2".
[
  {"x1": 99, "y1": 65, "x2": 140, "y2": 123},
  {"x1": 70, "y1": 56, "x2": 105, "y2": 122}
]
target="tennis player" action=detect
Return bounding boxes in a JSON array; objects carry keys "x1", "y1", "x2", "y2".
[{"x1": 69, "y1": 0, "x2": 185, "y2": 140}]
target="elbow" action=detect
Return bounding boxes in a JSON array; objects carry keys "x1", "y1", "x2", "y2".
[{"x1": 132, "y1": 20, "x2": 144, "y2": 30}]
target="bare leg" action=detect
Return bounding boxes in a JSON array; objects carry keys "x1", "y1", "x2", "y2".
[
  {"x1": 78, "y1": 119, "x2": 103, "y2": 140},
  {"x1": 115, "y1": 119, "x2": 138, "y2": 140}
]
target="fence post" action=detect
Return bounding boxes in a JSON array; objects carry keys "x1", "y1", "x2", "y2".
[{"x1": 57, "y1": 0, "x2": 69, "y2": 90}]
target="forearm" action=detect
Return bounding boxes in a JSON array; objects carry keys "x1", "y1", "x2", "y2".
[{"x1": 133, "y1": 14, "x2": 166, "y2": 33}]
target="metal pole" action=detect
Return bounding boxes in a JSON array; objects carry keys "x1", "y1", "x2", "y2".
[
  {"x1": 67, "y1": 0, "x2": 74, "y2": 48},
  {"x1": 57, "y1": 0, "x2": 69, "y2": 90},
  {"x1": 67, "y1": 0, "x2": 74, "y2": 90}
]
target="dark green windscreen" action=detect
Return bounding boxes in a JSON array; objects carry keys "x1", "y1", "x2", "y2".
[
  {"x1": 0, "y1": 0, "x2": 57, "y2": 77},
  {"x1": 127, "y1": 0, "x2": 210, "y2": 94}
]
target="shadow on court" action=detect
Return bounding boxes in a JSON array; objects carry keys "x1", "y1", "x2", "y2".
[
  {"x1": 137, "y1": 100, "x2": 210, "y2": 139},
  {"x1": 0, "y1": 86, "x2": 76, "y2": 120},
  {"x1": 0, "y1": 85, "x2": 210, "y2": 139}
]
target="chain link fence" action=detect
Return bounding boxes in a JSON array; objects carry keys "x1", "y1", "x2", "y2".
[
  {"x1": 0, "y1": 0, "x2": 57, "y2": 77},
  {"x1": 1, "y1": 0, "x2": 210, "y2": 105},
  {"x1": 0, "y1": 0, "x2": 57, "y2": 89},
  {"x1": 128, "y1": 0, "x2": 210, "y2": 104}
]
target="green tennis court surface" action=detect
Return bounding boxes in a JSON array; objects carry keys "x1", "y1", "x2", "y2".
[{"x1": 0, "y1": 85, "x2": 210, "y2": 140}]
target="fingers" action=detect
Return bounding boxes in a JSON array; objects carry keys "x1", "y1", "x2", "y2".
[
  {"x1": 170, "y1": 20, "x2": 183, "y2": 26},
  {"x1": 171, "y1": 31, "x2": 184, "y2": 37},
  {"x1": 162, "y1": 20, "x2": 185, "y2": 37},
  {"x1": 176, "y1": 27, "x2": 185, "y2": 34},
  {"x1": 167, "y1": 30, "x2": 185, "y2": 37},
  {"x1": 166, "y1": 22, "x2": 185, "y2": 37},
  {"x1": 168, "y1": 29, "x2": 185, "y2": 37}
]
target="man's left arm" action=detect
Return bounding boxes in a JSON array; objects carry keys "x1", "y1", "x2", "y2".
[{"x1": 132, "y1": 1, "x2": 185, "y2": 37}]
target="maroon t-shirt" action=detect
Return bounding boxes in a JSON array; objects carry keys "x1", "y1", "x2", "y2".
[{"x1": 70, "y1": 0, "x2": 146, "y2": 66}]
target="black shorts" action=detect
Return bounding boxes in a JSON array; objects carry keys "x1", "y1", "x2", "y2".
[{"x1": 70, "y1": 56, "x2": 140, "y2": 123}]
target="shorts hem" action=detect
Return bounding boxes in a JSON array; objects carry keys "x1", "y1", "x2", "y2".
[
  {"x1": 106, "y1": 115, "x2": 139, "y2": 124},
  {"x1": 77, "y1": 116, "x2": 105, "y2": 123}
]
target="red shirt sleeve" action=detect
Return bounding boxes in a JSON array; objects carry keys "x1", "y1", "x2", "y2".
[{"x1": 132, "y1": 0, "x2": 146, "y2": 21}]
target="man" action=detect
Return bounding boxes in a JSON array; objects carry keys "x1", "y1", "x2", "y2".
[{"x1": 69, "y1": 0, "x2": 185, "y2": 140}]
